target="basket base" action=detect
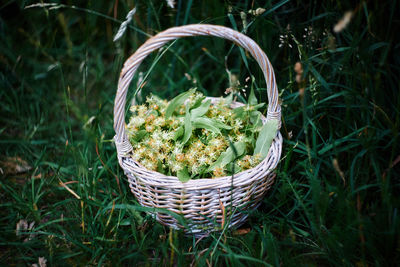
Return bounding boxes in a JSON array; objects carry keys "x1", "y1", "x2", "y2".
[{"x1": 127, "y1": 171, "x2": 276, "y2": 236}]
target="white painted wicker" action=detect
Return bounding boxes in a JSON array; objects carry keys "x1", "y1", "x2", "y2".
[{"x1": 113, "y1": 24, "x2": 282, "y2": 235}]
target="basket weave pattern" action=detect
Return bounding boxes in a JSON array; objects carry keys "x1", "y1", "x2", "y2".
[{"x1": 113, "y1": 24, "x2": 282, "y2": 234}]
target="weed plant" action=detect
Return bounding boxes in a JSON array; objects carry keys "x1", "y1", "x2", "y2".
[{"x1": 0, "y1": 0, "x2": 399, "y2": 266}]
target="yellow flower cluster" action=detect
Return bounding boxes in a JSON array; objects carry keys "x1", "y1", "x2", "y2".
[{"x1": 126, "y1": 91, "x2": 263, "y2": 178}]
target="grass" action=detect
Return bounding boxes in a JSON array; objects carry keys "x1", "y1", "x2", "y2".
[{"x1": 1, "y1": 0, "x2": 399, "y2": 265}]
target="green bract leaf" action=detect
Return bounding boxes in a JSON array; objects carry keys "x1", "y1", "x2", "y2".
[
  {"x1": 157, "y1": 160, "x2": 164, "y2": 174},
  {"x1": 208, "y1": 142, "x2": 245, "y2": 171},
  {"x1": 192, "y1": 117, "x2": 231, "y2": 133},
  {"x1": 224, "y1": 93, "x2": 233, "y2": 106},
  {"x1": 192, "y1": 117, "x2": 220, "y2": 134},
  {"x1": 173, "y1": 125, "x2": 184, "y2": 141},
  {"x1": 132, "y1": 129, "x2": 147, "y2": 142},
  {"x1": 165, "y1": 88, "x2": 196, "y2": 118},
  {"x1": 191, "y1": 95, "x2": 206, "y2": 109},
  {"x1": 227, "y1": 162, "x2": 242, "y2": 174},
  {"x1": 254, "y1": 119, "x2": 279, "y2": 159},
  {"x1": 250, "y1": 110, "x2": 263, "y2": 127},
  {"x1": 177, "y1": 166, "x2": 190, "y2": 182},
  {"x1": 233, "y1": 106, "x2": 245, "y2": 119},
  {"x1": 252, "y1": 103, "x2": 266, "y2": 110},
  {"x1": 182, "y1": 105, "x2": 192, "y2": 144},
  {"x1": 212, "y1": 120, "x2": 233, "y2": 130},
  {"x1": 190, "y1": 99, "x2": 211, "y2": 119},
  {"x1": 249, "y1": 87, "x2": 258, "y2": 106}
]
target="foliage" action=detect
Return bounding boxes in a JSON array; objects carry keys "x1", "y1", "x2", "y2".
[{"x1": 126, "y1": 89, "x2": 277, "y2": 181}]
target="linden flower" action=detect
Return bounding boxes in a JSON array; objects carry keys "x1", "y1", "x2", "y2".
[
  {"x1": 170, "y1": 161, "x2": 183, "y2": 172},
  {"x1": 132, "y1": 150, "x2": 141, "y2": 161},
  {"x1": 161, "y1": 141, "x2": 173, "y2": 153},
  {"x1": 208, "y1": 151, "x2": 217, "y2": 160},
  {"x1": 217, "y1": 115, "x2": 226, "y2": 122},
  {"x1": 243, "y1": 104, "x2": 254, "y2": 112},
  {"x1": 137, "y1": 105, "x2": 147, "y2": 116},
  {"x1": 204, "y1": 146, "x2": 211, "y2": 153},
  {"x1": 145, "y1": 114, "x2": 155, "y2": 123},
  {"x1": 175, "y1": 153, "x2": 185, "y2": 162},
  {"x1": 151, "y1": 138, "x2": 163, "y2": 150},
  {"x1": 238, "y1": 155, "x2": 251, "y2": 169},
  {"x1": 172, "y1": 146, "x2": 183, "y2": 156},
  {"x1": 150, "y1": 104, "x2": 159, "y2": 110},
  {"x1": 146, "y1": 95, "x2": 155, "y2": 103},
  {"x1": 158, "y1": 152, "x2": 167, "y2": 161},
  {"x1": 129, "y1": 117, "x2": 145, "y2": 128},
  {"x1": 193, "y1": 140, "x2": 204, "y2": 150},
  {"x1": 170, "y1": 119, "x2": 180, "y2": 129},
  {"x1": 251, "y1": 153, "x2": 262, "y2": 167},
  {"x1": 234, "y1": 119, "x2": 243, "y2": 129},
  {"x1": 209, "y1": 138, "x2": 222, "y2": 147},
  {"x1": 153, "y1": 117, "x2": 165, "y2": 127},
  {"x1": 236, "y1": 133, "x2": 246, "y2": 142},
  {"x1": 191, "y1": 164, "x2": 200, "y2": 175},
  {"x1": 198, "y1": 155, "x2": 207, "y2": 165},
  {"x1": 209, "y1": 107, "x2": 219, "y2": 117},
  {"x1": 141, "y1": 159, "x2": 151, "y2": 169},
  {"x1": 161, "y1": 131, "x2": 173, "y2": 141},
  {"x1": 129, "y1": 105, "x2": 137, "y2": 113},
  {"x1": 178, "y1": 106, "x2": 186, "y2": 115},
  {"x1": 201, "y1": 128, "x2": 210, "y2": 136},
  {"x1": 152, "y1": 130, "x2": 162, "y2": 140},
  {"x1": 187, "y1": 93, "x2": 198, "y2": 106},
  {"x1": 185, "y1": 152, "x2": 197, "y2": 165},
  {"x1": 213, "y1": 166, "x2": 226, "y2": 177},
  {"x1": 145, "y1": 125, "x2": 154, "y2": 132},
  {"x1": 147, "y1": 151, "x2": 158, "y2": 162},
  {"x1": 226, "y1": 110, "x2": 233, "y2": 117}
]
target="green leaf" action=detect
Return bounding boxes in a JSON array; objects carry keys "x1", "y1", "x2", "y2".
[
  {"x1": 132, "y1": 130, "x2": 147, "y2": 142},
  {"x1": 250, "y1": 110, "x2": 263, "y2": 127},
  {"x1": 173, "y1": 125, "x2": 184, "y2": 141},
  {"x1": 165, "y1": 88, "x2": 195, "y2": 118},
  {"x1": 192, "y1": 118, "x2": 220, "y2": 134},
  {"x1": 248, "y1": 87, "x2": 258, "y2": 106},
  {"x1": 224, "y1": 93, "x2": 233, "y2": 106},
  {"x1": 157, "y1": 160, "x2": 165, "y2": 174},
  {"x1": 177, "y1": 166, "x2": 190, "y2": 182},
  {"x1": 208, "y1": 142, "x2": 245, "y2": 171},
  {"x1": 254, "y1": 119, "x2": 279, "y2": 159},
  {"x1": 212, "y1": 120, "x2": 233, "y2": 130},
  {"x1": 182, "y1": 105, "x2": 192, "y2": 144},
  {"x1": 190, "y1": 95, "x2": 206, "y2": 109},
  {"x1": 190, "y1": 99, "x2": 211, "y2": 119},
  {"x1": 226, "y1": 162, "x2": 242, "y2": 174},
  {"x1": 252, "y1": 103, "x2": 266, "y2": 110},
  {"x1": 233, "y1": 104, "x2": 264, "y2": 120},
  {"x1": 233, "y1": 106, "x2": 245, "y2": 119},
  {"x1": 223, "y1": 141, "x2": 246, "y2": 165},
  {"x1": 192, "y1": 117, "x2": 232, "y2": 133}
]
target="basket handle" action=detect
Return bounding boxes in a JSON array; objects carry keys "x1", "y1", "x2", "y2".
[{"x1": 114, "y1": 24, "x2": 281, "y2": 157}]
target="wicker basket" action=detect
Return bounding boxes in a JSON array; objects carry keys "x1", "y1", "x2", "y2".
[{"x1": 113, "y1": 24, "x2": 282, "y2": 235}]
